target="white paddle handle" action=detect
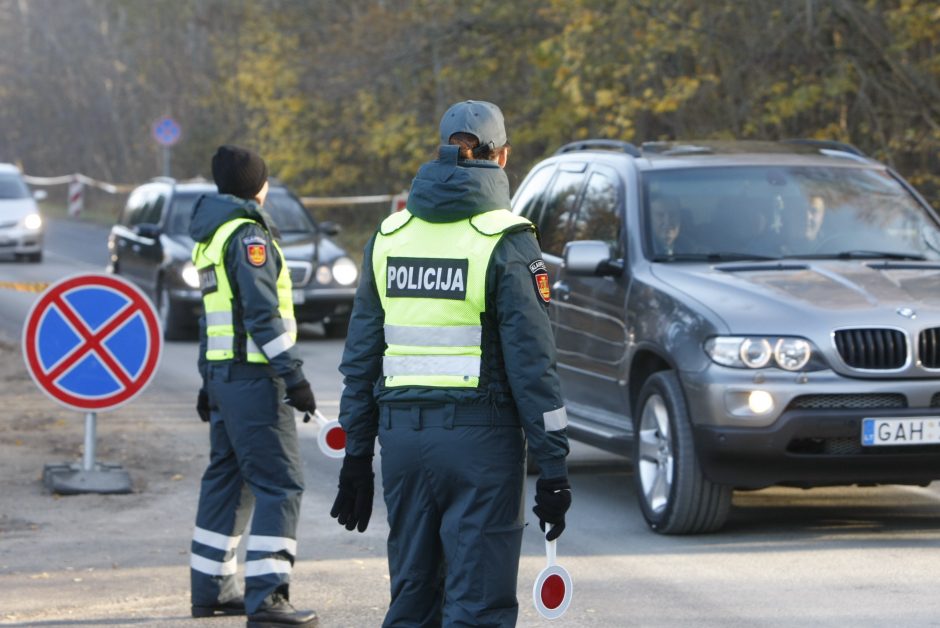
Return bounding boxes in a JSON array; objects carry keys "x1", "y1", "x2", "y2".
[
  {"x1": 545, "y1": 524, "x2": 556, "y2": 567},
  {"x1": 312, "y1": 409, "x2": 329, "y2": 427}
]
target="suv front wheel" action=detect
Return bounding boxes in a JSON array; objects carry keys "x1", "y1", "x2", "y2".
[{"x1": 633, "y1": 371, "x2": 731, "y2": 534}]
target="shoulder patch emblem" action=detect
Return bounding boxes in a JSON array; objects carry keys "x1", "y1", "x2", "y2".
[
  {"x1": 529, "y1": 259, "x2": 550, "y2": 303},
  {"x1": 246, "y1": 243, "x2": 267, "y2": 267}
]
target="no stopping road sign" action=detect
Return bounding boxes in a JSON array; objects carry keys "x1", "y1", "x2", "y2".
[{"x1": 22, "y1": 274, "x2": 162, "y2": 412}]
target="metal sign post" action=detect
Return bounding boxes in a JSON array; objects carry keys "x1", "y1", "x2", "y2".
[{"x1": 22, "y1": 273, "x2": 163, "y2": 494}]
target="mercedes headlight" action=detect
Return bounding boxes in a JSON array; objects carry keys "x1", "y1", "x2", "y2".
[
  {"x1": 331, "y1": 256, "x2": 358, "y2": 286},
  {"x1": 181, "y1": 261, "x2": 201, "y2": 289},
  {"x1": 705, "y1": 336, "x2": 822, "y2": 371}
]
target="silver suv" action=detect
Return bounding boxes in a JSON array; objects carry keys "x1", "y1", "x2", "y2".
[{"x1": 512, "y1": 139, "x2": 940, "y2": 533}]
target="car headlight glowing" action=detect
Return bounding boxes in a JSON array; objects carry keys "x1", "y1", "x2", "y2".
[
  {"x1": 181, "y1": 261, "x2": 201, "y2": 289},
  {"x1": 316, "y1": 264, "x2": 333, "y2": 284},
  {"x1": 740, "y1": 338, "x2": 773, "y2": 368},
  {"x1": 331, "y1": 256, "x2": 358, "y2": 286},
  {"x1": 23, "y1": 213, "x2": 42, "y2": 230},
  {"x1": 747, "y1": 390, "x2": 774, "y2": 414},
  {"x1": 774, "y1": 338, "x2": 811, "y2": 371},
  {"x1": 706, "y1": 336, "x2": 820, "y2": 371}
]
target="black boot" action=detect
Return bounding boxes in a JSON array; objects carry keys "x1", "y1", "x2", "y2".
[
  {"x1": 191, "y1": 597, "x2": 246, "y2": 617},
  {"x1": 246, "y1": 595, "x2": 317, "y2": 627}
]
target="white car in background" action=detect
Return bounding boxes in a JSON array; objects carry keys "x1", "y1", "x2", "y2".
[{"x1": 0, "y1": 163, "x2": 45, "y2": 262}]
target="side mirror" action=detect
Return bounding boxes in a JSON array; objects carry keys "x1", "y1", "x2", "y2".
[
  {"x1": 318, "y1": 220, "x2": 341, "y2": 236},
  {"x1": 135, "y1": 223, "x2": 161, "y2": 239},
  {"x1": 563, "y1": 240, "x2": 621, "y2": 276},
  {"x1": 33, "y1": 189, "x2": 48, "y2": 201}
]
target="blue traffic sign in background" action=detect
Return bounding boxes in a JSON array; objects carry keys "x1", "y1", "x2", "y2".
[{"x1": 152, "y1": 115, "x2": 181, "y2": 147}]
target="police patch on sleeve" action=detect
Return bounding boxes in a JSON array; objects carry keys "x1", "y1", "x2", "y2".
[
  {"x1": 529, "y1": 259, "x2": 551, "y2": 303},
  {"x1": 242, "y1": 235, "x2": 267, "y2": 267},
  {"x1": 386, "y1": 257, "x2": 468, "y2": 300}
]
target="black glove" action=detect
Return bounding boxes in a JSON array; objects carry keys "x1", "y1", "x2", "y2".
[
  {"x1": 330, "y1": 454, "x2": 374, "y2": 533},
  {"x1": 533, "y1": 476, "x2": 572, "y2": 541},
  {"x1": 285, "y1": 380, "x2": 317, "y2": 413},
  {"x1": 196, "y1": 388, "x2": 210, "y2": 423}
]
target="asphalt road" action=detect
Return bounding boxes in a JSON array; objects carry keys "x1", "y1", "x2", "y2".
[{"x1": 0, "y1": 218, "x2": 938, "y2": 627}]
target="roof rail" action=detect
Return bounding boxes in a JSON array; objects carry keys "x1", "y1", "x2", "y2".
[
  {"x1": 780, "y1": 139, "x2": 866, "y2": 157},
  {"x1": 554, "y1": 139, "x2": 641, "y2": 157}
]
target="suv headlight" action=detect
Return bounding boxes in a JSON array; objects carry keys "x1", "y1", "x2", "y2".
[
  {"x1": 331, "y1": 256, "x2": 358, "y2": 286},
  {"x1": 705, "y1": 336, "x2": 823, "y2": 371}
]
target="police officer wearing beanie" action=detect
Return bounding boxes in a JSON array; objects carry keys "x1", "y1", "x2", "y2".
[
  {"x1": 188, "y1": 145, "x2": 318, "y2": 627},
  {"x1": 331, "y1": 102, "x2": 572, "y2": 626}
]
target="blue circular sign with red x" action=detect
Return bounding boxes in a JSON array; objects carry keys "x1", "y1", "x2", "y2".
[
  {"x1": 152, "y1": 115, "x2": 182, "y2": 147},
  {"x1": 22, "y1": 274, "x2": 163, "y2": 412}
]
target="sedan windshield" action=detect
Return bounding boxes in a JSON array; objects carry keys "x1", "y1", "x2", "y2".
[
  {"x1": 0, "y1": 173, "x2": 30, "y2": 199},
  {"x1": 165, "y1": 189, "x2": 315, "y2": 236},
  {"x1": 642, "y1": 165, "x2": 940, "y2": 261}
]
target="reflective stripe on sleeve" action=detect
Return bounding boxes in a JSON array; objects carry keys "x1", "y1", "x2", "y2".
[
  {"x1": 384, "y1": 324, "x2": 481, "y2": 347},
  {"x1": 543, "y1": 406, "x2": 568, "y2": 431},
  {"x1": 284, "y1": 318, "x2": 297, "y2": 334},
  {"x1": 193, "y1": 526, "x2": 241, "y2": 551},
  {"x1": 261, "y1": 331, "x2": 295, "y2": 358},
  {"x1": 383, "y1": 355, "x2": 481, "y2": 378},
  {"x1": 191, "y1": 553, "x2": 237, "y2": 576},
  {"x1": 246, "y1": 535, "x2": 297, "y2": 556},
  {"x1": 245, "y1": 557, "x2": 293, "y2": 577},
  {"x1": 205, "y1": 311, "x2": 233, "y2": 327}
]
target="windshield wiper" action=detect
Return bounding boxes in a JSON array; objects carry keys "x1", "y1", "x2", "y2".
[
  {"x1": 789, "y1": 251, "x2": 927, "y2": 261},
  {"x1": 652, "y1": 252, "x2": 781, "y2": 262}
]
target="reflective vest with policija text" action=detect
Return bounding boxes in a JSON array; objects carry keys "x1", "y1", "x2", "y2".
[
  {"x1": 192, "y1": 217, "x2": 296, "y2": 363},
  {"x1": 372, "y1": 208, "x2": 532, "y2": 388}
]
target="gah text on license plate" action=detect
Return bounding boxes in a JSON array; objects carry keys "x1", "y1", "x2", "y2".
[{"x1": 861, "y1": 417, "x2": 940, "y2": 446}]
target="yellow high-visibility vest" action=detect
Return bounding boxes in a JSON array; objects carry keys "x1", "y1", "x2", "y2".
[
  {"x1": 192, "y1": 217, "x2": 295, "y2": 363},
  {"x1": 372, "y1": 208, "x2": 532, "y2": 388}
]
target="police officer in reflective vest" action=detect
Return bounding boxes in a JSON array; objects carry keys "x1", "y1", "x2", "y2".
[
  {"x1": 331, "y1": 101, "x2": 572, "y2": 626},
  {"x1": 189, "y1": 145, "x2": 318, "y2": 627}
]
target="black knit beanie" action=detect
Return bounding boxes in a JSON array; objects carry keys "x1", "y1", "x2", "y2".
[{"x1": 211, "y1": 145, "x2": 268, "y2": 200}]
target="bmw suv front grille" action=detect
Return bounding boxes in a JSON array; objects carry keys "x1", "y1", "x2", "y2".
[
  {"x1": 918, "y1": 326, "x2": 940, "y2": 369},
  {"x1": 834, "y1": 328, "x2": 906, "y2": 370}
]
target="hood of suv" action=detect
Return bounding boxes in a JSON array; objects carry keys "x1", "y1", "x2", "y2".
[
  {"x1": 651, "y1": 260, "x2": 940, "y2": 331},
  {"x1": 165, "y1": 230, "x2": 343, "y2": 264}
]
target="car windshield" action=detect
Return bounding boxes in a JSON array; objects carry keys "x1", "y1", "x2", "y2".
[
  {"x1": 165, "y1": 189, "x2": 315, "y2": 236},
  {"x1": 642, "y1": 165, "x2": 940, "y2": 262},
  {"x1": 0, "y1": 173, "x2": 30, "y2": 199}
]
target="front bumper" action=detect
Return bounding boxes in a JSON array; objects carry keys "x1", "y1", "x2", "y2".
[
  {"x1": 683, "y1": 366, "x2": 940, "y2": 488},
  {"x1": 0, "y1": 226, "x2": 42, "y2": 255}
]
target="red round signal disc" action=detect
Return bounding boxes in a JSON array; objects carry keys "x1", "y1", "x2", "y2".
[
  {"x1": 533, "y1": 564, "x2": 572, "y2": 619},
  {"x1": 317, "y1": 419, "x2": 347, "y2": 459}
]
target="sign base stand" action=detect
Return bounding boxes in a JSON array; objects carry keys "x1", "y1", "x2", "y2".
[{"x1": 43, "y1": 462, "x2": 132, "y2": 495}]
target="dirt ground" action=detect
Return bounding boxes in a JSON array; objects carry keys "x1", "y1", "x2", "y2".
[{"x1": 0, "y1": 339, "x2": 393, "y2": 628}]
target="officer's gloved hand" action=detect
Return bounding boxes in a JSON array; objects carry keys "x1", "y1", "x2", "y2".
[
  {"x1": 533, "y1": 476, "x2": 572, "y2": 541},
  {"x1": 330, "y1": 454, "x2": 374, "y2": 533},
  {"x1": 285, "y1": 380, "x2": 317, "y2": 413},
  {"x1": 196, "y1": 388, "x2": 211, "y2": 423}
]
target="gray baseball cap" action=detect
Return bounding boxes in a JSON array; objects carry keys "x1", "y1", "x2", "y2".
[{"x1": 439, "y1": 100, "x2": 507, "y2": 150}]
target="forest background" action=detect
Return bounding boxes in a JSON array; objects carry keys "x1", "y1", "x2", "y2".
[{"x1": 2, "y1": 0, "x2": 939, "y2": 253}]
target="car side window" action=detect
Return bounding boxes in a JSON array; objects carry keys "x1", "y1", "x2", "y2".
[
  {"x1": 571, "y1": 170, "x2": 622, "y2": 257},
  {"x1": 121, "y1": 188, "x2": 148, "y2": 226},
  {"x1": 538, "y1": 170, "x2": 587, "y2": 257},
  {"x1": 512, "y1": 164, "x2": 555, "y2": 222}
]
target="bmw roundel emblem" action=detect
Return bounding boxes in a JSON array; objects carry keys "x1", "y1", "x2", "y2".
[{"x1": 896, "y1": 306, "x2": 916, "y2": 319}]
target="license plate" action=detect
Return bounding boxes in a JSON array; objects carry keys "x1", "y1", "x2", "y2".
[
  {"x1": 861, "y1": 417, "x2": 940, "y2": 446},
  {"x1": 292, "y1": 289, "x2": 305, "y2": 305}
]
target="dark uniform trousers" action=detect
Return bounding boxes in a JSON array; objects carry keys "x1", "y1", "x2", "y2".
[
  {"x1": 191, "y1": 364, "x2": 305, "y2": 614},
  {"x1": 378, "y1": 403, "x2": 526, "y2": 628}
]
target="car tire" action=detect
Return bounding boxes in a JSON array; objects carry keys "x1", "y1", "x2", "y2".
[
  {"x1": 323, "y1": 317, "x2": 349, "y2": 338},
  {"x1": 633, "y1": 370, "x2": 731, "y2": 534},
  {"x1": 157, "y1": 283, "x2": 189, "y2": 341}
]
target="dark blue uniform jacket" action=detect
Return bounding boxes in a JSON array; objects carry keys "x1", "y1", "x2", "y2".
[{"x1": 339, "y1": 147, "x2": 570, "y2": 478}]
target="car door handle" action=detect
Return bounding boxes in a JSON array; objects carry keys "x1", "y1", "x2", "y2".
[{"x1": 131, "y1": 244, "x2": 141, "y2": 253}]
